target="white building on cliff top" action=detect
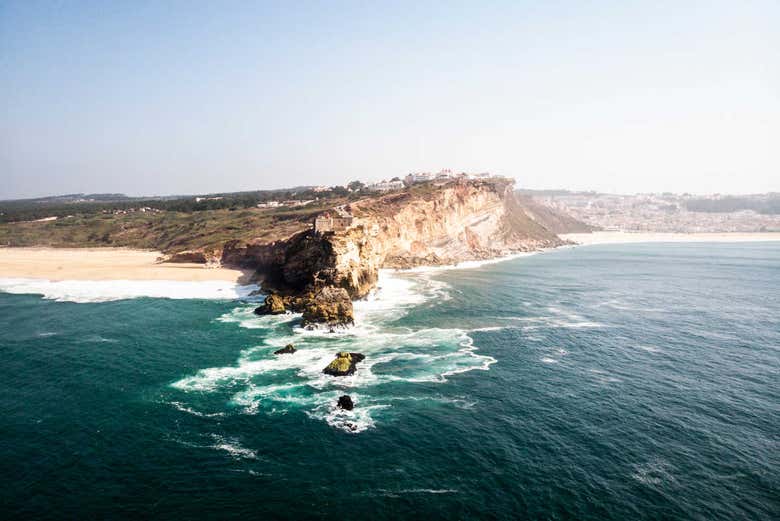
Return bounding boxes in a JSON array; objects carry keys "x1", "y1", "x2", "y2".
[{"x1": 367, "y1": 179, "x2": 405, "y2": 192}]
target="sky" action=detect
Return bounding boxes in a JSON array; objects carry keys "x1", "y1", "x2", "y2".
[{"x1": 1, "y1": 1, "x2": 778, "y2": 199}]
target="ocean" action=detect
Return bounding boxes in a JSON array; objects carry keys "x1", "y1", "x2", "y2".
[{"x1": 1, "y1": 242, "x2": 778, "y2": 520}]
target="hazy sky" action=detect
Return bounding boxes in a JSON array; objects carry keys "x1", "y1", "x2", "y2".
[{"x1": 1, "y1": 1, "x2": 778, "y2": 199}]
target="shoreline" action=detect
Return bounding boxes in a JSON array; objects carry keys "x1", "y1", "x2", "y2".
[
  {"x1": 560, "y1": 231, "x2": 780, "y2": 246},
  {"x1": 0, "y1": 247, "x2": 251, "y2": 282},
  {"x1": 5, "y1": 231, "x2": 777, "y2": 285}
]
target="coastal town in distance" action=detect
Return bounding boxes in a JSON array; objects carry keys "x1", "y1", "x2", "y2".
[{"x1": 525, "y1": 189, "x2": 780, "y2": 233}]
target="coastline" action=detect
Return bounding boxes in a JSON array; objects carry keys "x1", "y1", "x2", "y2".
[
  {"x1": 560, "y1": 231, "x2": 780, "y2": 246},
  {"x1": 0, "y1": 247, "x2": 250, "y2": 282},
  {"x1": 6, "y1": 231, "x2": 778, "y2": 285}
]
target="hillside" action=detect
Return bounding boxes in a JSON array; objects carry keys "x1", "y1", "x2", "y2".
[
  {"x1": 514, "y1": 193, "x2": 597, "y2": 234},
  {"x1": 0, "y1": 198, "x2": 348, "y2": 253}
]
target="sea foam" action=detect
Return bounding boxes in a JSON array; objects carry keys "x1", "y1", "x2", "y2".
[
  {"x1": 169, "y1": 253, "x2": 543, "y2": 433},
  {"x1": 0, "y1": 277, "x2": 259, "y2": 303}
]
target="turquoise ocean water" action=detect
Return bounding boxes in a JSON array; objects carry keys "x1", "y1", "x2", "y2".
[{"x1": 1, "y1": 242, "x2": 778, "y2": 519}]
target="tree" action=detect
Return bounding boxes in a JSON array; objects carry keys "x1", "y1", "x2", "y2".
[{"x1": 347, "y1": 180, "x2": 365, "y2": 192}]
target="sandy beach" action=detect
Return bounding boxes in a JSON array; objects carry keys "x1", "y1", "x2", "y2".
[
  {"x1": 560, "y1": 231, "x2": 780, "y2": 246},
  {"x1": 0, "y1": 247, "x2": 249, "y2": 282}
]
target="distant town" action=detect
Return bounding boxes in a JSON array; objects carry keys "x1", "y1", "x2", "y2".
[{"x1": 529, "y1": 191, "x2": 780, "y2": 233}]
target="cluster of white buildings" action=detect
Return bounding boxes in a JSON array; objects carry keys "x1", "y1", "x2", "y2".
[
  {"x1": 257, "y1": 199, "x2": 314, "y2": 209},
  {"x1": 104, "y1": 207, "x2": 161, "y2": 216},
  {"x1": 366, "y1": 179, "x2": 405, "y2": 192},
  {"x1": 405, "y1": 169, "x2": 494, "y2": 185},
  {"x1": 537, "y1": 192, "x2": 780, "y2": 233},
  {"x1": 366, "y1": 169, "x2": 497, "y2": 192}
]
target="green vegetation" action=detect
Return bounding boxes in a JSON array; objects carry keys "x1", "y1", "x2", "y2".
[
  {"x1": 0, "y1": 186, "x2": 365, "y2": 252},
  {"x1": 0, "y1": 187, "x2": 360, "y2": 224},
  {"x1": 0, "y1": 201, "x2": 346, "y2": 252}
]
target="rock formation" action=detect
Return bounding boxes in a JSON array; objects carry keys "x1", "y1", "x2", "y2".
[
  {"x1": 273, "y1": 344, "x2": 296, "y2": 355},
  {"x1": 301, "y1": 286, "x2": 354, "y2": 327},
  {"x1": 165, "y1": 250, "x2": 210, "y2": 264},
  {"x1": 253, "y1": 293, "x2": 286, "y2": 315},
  {"x1": 323, "y1": 352, "x2": 365, "y2": 376},
  {"x1": 336, "y1": 395, "x2": 354, "y2": 410}
]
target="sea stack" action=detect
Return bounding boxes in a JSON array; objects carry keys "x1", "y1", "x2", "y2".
[
  {"x1": 323, "y1": 352, "x2": 365, "y2": 376},
  {"x1": 301, "y1": 286, "x2": 354, "y2": 327},
  {"x1": 254, "y1": 293, "x2": 286, "y2": 315},
  {"x1": 273, "y1": 344, "x2": 296, "y2": 355},
  {"x1": 336, "y1": 395, "x2": 354, "y2": 410}
]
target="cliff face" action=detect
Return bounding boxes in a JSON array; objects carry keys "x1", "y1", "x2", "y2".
[
  {"x1": 254, "y1": 179, "x2": 565, "y2": 300},
  {"x1": 513, "y1": 193, "x2": 596, "y2": 234}
]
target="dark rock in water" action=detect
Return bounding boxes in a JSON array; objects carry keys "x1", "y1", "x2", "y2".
[
  {"x1": 252, "y1": 286, "x2": 354, "y2": 327},
  {"x1": 337, "y1": 395, "x2": 354, "y2": 410},
  {"x1": 254, "y1": 293, "x2": 286, "y2": 315},
  {"x1": 301, "y1": 286, "x2": 354, "y2": 327},
  {"x1": 323, "y1": 351, "x2": 365, "y2": 376},
  {"x1": 273, "y1": 344, "x2": 296, "y2": 355}
]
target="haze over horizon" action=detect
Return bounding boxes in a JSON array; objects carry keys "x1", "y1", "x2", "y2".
[{"x1": 2, "y1": 1, "x2": 778, "y2": 199}]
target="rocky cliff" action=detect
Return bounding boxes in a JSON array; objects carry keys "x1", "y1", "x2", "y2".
[{"x1": 246, "y1": 179, "x2": 570, "y2": 323}]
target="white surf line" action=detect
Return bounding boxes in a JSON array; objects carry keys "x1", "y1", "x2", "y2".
[{"x1": 0, "y1": 277, "x2": 259, "y2": 303}]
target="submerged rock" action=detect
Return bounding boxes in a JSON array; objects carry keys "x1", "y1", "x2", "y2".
[
  {"x1": 323, "y1": 351, "x2": 365, "y2": 376},
  {"x1": 273, "y1": 344, "x2": 296, "y2": 355},
  {"x1": 301, "y1": 286, "x2": 354, "y2": 327},
  {"x1": 253, "y1": 293, "x2": 286, "y2": 315},
  {"x1": 336, "y1": 395, "x2": 354, "y2": 410}
]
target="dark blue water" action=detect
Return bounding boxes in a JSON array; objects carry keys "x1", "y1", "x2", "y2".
[{"x1": 1, "y1": 243, "x2": 778, "y2": 519}]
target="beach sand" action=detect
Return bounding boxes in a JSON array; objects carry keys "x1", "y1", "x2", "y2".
[
  {"x1": 0, "y1": 247, "x2": 249, "y2": 282},
  {"x1": 560, "y1": 231, "x2": 780, "y2": 246}
]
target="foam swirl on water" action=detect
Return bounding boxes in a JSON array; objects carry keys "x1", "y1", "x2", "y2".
[{"x1": 171, "y1": 269, "x2": 495, "y2": 433}]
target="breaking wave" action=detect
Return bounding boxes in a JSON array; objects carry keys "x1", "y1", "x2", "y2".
[{"x1": 0, "y1": 277, "x2": 259, "y2": 303}]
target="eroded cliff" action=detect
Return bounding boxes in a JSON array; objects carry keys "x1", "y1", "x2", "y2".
[{"x1": 251, "y1": 179, "x2": 566, "y2": 310}]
